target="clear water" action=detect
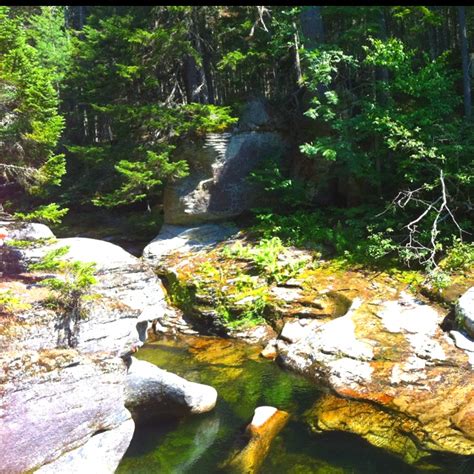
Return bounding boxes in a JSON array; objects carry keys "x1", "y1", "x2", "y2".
[{"x1": 117, "y1": 335, "x2": 474, "y2": 474}]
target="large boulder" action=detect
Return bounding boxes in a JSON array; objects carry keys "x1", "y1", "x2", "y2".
[
  {"x1": 124, "y1": 357, "x2": 217, "y2": 423},
  {"x1": 1, "y1": 237, "x2": 170, "y2": 356},
  {"x1": 278, "y1": 291, "x2": 474, "y2": 464},
  {"x1": 456, "y1": 286, "x2": 474, "y2": 338},
  {"x1": 163, "y1": 99, "x2": 288, "y2": 225},
  {"x1": 0, "y1": 226, "x2": 176, "y2": 472},
  {"x1": 0, "y1": 350, "x2": 134, "y2": 474}
]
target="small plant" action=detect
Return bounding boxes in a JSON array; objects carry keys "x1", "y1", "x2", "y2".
[
  {"x1": 5, "y1": 238, "x2": 57, "y2": 249},
  {"x1": 0, "y1": 290, "x2": 31, "y2": 314},
  {"x1": 30, "y1": 246, "x2": 97, "y2": 316},
  {"x1": 14, "y1": 203, "x2": 69, "y2": 225},
  {"x1": 440, "y1": 238, "x2": 474, "y2": 272},
  {"x1": 221, "y1": 237, "x2": 308, "y2": 284}
]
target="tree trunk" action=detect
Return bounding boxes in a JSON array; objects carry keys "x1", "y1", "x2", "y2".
[{"x1": 458, "y1": 6, "x2": 472, "y2": 119}]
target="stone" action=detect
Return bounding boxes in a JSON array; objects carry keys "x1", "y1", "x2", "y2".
[
  {"x1": 1, "y1": 237, "x2": 170, "y2": 357},
  {"x1": 223, "y1": 406, "x2": 289, "y2": 473},
  {"x1": 450, "y1": 330, "x2": 474, "y2": 353},
  {"x1": 35, "y1": 418, "x2": 135, "y2": 474},
  {"x1": 124, "y1": 357, "x2": 217, "y2": 423},
  {"x1": 231, "y1": 324, "x2": 277, "y2": 345},
  {"x1": 143, "y1": 223, "x2": 237, "y2": 267},
  {"x1": 163, "y1": 99, "x2": 288, "y2": 225},
  {"x1": 0, "y1": 351, "x2": 131, "y2": 473},
  {"x1": 260, "y1": 339, "x2": 278, "y2": 360},
  {"x1": 456, "y1": 287, "x2": 474, "y2": 338},
  {"x1": 278, "y1": 292, "x2": 474, "y2": 462},
  {"x1": 1, "y1": 221, "x2": 55, "y2": 241},
  {"x1": 0, "y1": 223, "x2": 184, "y2": 472},
  {"x1": 280, "y1": 319, "x2": 323, "y2": 344}
]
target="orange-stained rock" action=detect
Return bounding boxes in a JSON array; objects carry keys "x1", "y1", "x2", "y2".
[{"x1": 223, "y1": 406, "x2": 289, "y2": 473}]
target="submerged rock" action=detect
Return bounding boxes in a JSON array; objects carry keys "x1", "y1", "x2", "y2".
[
  {"x1": 223, "y1": 406, "x2": 289, "y2": 473},
  {"x1": 124, "y1": 357, "x2": 217, "y2": 423}
]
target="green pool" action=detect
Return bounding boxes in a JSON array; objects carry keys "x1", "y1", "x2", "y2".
[{"x1": 117, "y1": 335, "x2": 474, "y2": 473}]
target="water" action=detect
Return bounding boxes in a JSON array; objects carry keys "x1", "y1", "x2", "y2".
[{"x1": 118, "y1": 335, "x2": 474, "y2": 474}]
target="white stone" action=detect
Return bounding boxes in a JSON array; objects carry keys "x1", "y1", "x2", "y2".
[
  {"x1": 250, "y1": 406, "x2": 277, "y2": 428},
  {"x1": 450, "y1": 330, "x2": 474, "y2": 352},
  {"x1": 377, "y1": 292, "x2": 440, "y2": 336},
  {"x1": 456, "y1": 287, "x2": 474, "y2": 338},
  {"x1": 143, "y1": 223, "x2": 237, "y2": 265}
]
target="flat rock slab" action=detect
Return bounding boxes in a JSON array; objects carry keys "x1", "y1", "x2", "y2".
[
  {"x1": 143, "y1": 223, "x2": 238, "y2": 266},
  {"x1": 278, "y1": 291, "x2": 474, "y2": 463}
]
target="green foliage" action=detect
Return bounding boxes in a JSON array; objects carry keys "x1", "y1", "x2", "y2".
[
  {"x1": 14, "y1": 203, "x2": 69, "y2": 224},
  {"x1": 0, "y1": 6, "x2": 68, "y2": 220},
  {"x1": 0, "y1": 290, "x2": 31, "y2": 313},
  {"x1": 5, "y1": 237, "x2": 57, "y2": 249},
  {"x1": 439, "y1": 238, "x2": 474, "y2": 272},
  {"x1": 30, "y1": 246, "x2": 97, "y2": 314},
  {"x1": 222, "y1": 237, "x2": 308, "y2": 284}
]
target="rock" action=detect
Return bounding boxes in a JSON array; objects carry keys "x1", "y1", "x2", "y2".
[
  {"x1": 0, "y1": 224, "x2": 181, "y2": 472},
  {"x1": 231, "y1": 324, "x2": 277, "y2": 345},
  {"x1": 35, "y1": 418, "x2": 135, "y2": 474},
  {"x1": 261, "y1": 339, "x2": 278, "y2": 360},
  {"x1": 279, "y1": 292, "x2": 474, "y2": 462},
  {"x1": 223, "y1": 406, "x2": 289, "y2": 473},
  {"x1": 143, "y1": 223, "x2": 237, "y2": 267},
  {"x1": 124, "y1": 357, "x2": 217, "y2": 423},
  {"x1": 1, "y1": 237, "x2": 170, "y2": 357},
  {"x1": 456, "y1": 287, "x2": 474, "y2": 338},
  {"x1": 450, "y1": 330, "x2": 474, "y2": 353},
  {"x1": 1, "y1": 221, "x2": 55, "y2": 241},
  {"x1": 0, "y1": 350, "x2": 131, "y2": 473},
  {"x1": 280, "y1": 319, "x2": 321, "y2": 344},
  {"x1": 163, "y1": 100, "x2": 288, "y2": 225}
]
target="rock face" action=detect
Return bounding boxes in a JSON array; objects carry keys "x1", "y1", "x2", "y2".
[
  {"x1": 124, "y1": 357, "x2": 217, "y2": 423},
  {"x1": 278, "y1": 291, "x2": 474, "y2": 464},
  {"x1": 0, "y1": 224, "x2": 176, "y2": 472},
  {"x1": 456, "y1": 286, "x2": 474, "y2": 338},
  {"x1": 163, "y1": 99, "x2": 288, "y2": 225}
]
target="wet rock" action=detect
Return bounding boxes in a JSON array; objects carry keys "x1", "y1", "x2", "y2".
[
  {"x1": 456, "y1": 287, "x2": 474, "y2": 338},
  {"x1": 124, "y1": 357, "x2": 217, "y2": 423},
  {"x1": 223, "y1": 406, "x2": 289, "y2": 473},
  {"x1": 279, "y1": 292, "x2": 474, "y2": 462}
]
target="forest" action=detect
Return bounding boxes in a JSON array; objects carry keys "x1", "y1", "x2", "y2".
[{"x1": 1, "y1": 5, "x2": 473, "y2": 282}]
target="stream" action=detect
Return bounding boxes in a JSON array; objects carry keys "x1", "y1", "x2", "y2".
[{"x1": 116, "y1": 334, "x2": 474, "y2": 473}]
